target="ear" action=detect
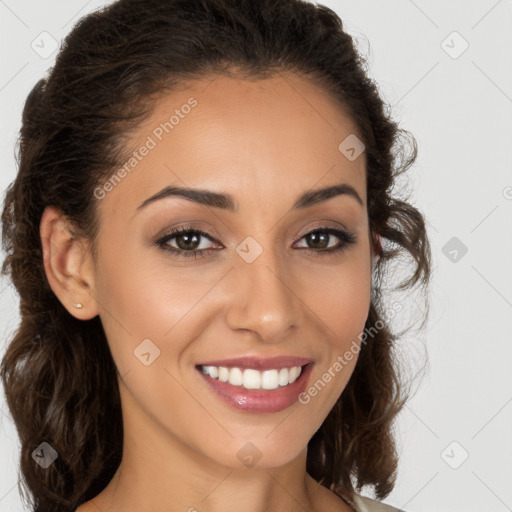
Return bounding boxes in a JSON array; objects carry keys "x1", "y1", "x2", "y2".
[
  {"x1": 40, "y1": 205, "x2": 99, "y2": 320},
  {"x1": 371, "y1": 232, "x2": 382, "y2": 266}
]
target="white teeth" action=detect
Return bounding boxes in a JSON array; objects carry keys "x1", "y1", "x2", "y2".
[
  {"x1": 261, "y1": 369, "x2": 279, "y2": 390},
  {"x1": 229, "y1": 367, "x2": 243, "y2": 386},
  {"x1": 206, "y1": 366, "x2": 218, "y2": 379},
  {"x1": 278, "y1": 368, "x2": 289, "y2": 386},
  {"x1": 243, "y1": 369, "x2": 261, "y2": 389},
  {"x1": 200, "y1": 365, "x2": 304, "y2": 390},
  {"x1": 218, "y1": 366, "x2": 229, "y2": 382},
  {"x1": 289, "y1": 366, "x2": 301, "y2": 383}
]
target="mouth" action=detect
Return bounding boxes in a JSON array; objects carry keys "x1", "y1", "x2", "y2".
[{"x1": 195, "y1": 360, "x2": 314, "y2": 413}]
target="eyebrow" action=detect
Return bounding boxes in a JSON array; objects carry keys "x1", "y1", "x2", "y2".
[{"x1": 136, "y1": 182, "x2": 364, "y2": 212}]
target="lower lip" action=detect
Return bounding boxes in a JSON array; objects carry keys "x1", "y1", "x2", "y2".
[{"x1": 196, "y1": 364, "x2": 314, "y2": 413}]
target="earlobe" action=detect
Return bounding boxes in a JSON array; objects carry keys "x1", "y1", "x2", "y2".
[{"x1": 39, "y1": 205, "x2": 99, "y2": 320}]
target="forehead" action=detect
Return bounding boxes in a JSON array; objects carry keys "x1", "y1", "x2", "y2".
[{"x1": 97, "y1": 72, "x2": 366, "y2": 216}]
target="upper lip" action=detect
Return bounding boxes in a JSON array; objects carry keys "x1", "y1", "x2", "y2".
[{"x1": 196, "y1": 355, "x2": 313, "y2": 370}]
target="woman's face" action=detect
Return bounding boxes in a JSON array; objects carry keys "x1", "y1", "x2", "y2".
[{"x1": 89, "y1": 72, "x2": 373, "y2": 470}]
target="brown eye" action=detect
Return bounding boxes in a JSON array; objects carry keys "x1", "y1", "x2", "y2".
[
  {"x1": 294, "y1": 227, "x2": 357, "y2": 254},
  {"x1": 155, "y1": 227, "x2": 220, "y2": 258}
]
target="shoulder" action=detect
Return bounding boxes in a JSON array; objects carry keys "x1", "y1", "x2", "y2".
[{"x1": 350, "y1": 493, "x2": 406, "y2": 512}]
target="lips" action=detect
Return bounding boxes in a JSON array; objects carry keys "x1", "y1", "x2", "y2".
[{"x1": 195, "y1": 356, "x2": 315, "y2": 413}]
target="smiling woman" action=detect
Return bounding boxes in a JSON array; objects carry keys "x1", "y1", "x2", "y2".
[{"x1": 0, "y1": 1, "x2": 431, "y2": 512}]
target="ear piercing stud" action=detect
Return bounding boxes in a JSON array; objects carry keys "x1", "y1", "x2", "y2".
[{"x1": 73, "y1": 303, "x2": 83, "y2": 309}]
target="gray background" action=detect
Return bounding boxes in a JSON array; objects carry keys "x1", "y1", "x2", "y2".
[{"x1": 1, "y1": 1, "x2": 511, "y2": 511}]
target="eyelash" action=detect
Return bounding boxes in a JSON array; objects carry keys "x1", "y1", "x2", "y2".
[{"x1": 154, "y1": 225, "x2": 357, "y2": 259}]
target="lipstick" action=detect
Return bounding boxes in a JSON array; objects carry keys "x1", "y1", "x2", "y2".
[{"x1": 195, "y1": 358, "x2": 314, "y2": 413}]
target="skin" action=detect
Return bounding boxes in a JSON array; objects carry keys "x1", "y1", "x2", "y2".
[{"x1": 40, "y1": 71, "x2": 376, "y2": 512}]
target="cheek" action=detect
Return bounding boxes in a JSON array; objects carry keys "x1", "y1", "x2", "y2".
[
  {"x1": 304, "y1": 250, "x2": 372, "y2": 342},
  {"x1": 329, "y1": 276, "x2": 371, "y2": 374},
  {"x1": 93, "y1": 236, "x2": 223, "y2": 379},
  {"x1": 315, "y1": 274, "x2": 370, "y2": 332},
  {"x1": 92, "y1": 239, "x2": 176, "y2": 371},
  {"x1": 300, "y1": 252, "x2": 371, "y2": 405}
]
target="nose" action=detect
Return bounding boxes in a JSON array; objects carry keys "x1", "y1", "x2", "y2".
[{"x1": 225, "y1": 241, "x2": 304, "y2": 343}]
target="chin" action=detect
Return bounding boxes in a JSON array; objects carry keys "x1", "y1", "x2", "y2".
[{"x1": 206, "y1": 435, "x2": 308, "y2": 471}]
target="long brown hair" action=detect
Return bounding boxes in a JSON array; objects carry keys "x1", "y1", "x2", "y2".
[{"x1": 1, "y1": 0, "x2": 431, "y2": 510}]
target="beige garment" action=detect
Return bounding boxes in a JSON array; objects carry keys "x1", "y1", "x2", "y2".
[{"x1": 340, "y1": 492, "x2": 406, "y2": 512}]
